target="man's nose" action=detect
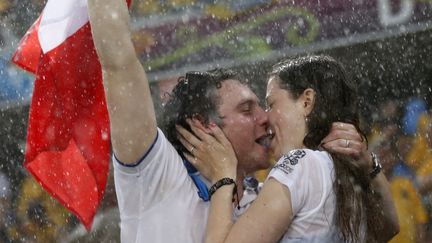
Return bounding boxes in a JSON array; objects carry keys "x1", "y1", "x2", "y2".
[{"x1": 255, "y1": 106, "x2": 269, "y2": 126}]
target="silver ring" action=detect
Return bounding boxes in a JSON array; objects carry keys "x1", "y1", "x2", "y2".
[
  {"x1": 190, "y1": 147, "x2": 195, "y2": 153},
  {"x1": 345, "y1": 139, "x2": 350, "y2": 148}
]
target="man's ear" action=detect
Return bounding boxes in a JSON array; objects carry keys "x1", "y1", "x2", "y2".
[
  {"x1": 302, "y1": 88, "x2": 316, "y2": 117},
  {"x1": 191, "y1": 115, "x2": 212, "y2": 134}
]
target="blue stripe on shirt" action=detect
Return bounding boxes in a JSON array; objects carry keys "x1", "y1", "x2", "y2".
[{"x1": 114, "y1": 131, "x2": 159, "y2": 167}]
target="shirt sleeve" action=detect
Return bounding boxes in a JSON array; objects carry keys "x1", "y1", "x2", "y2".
[
  {"x1": 267, "y1": 149, "x2": 310, "y2": 216},
  {"x1": 113, "y1": 128, "x2": 193, "y2": 219}
]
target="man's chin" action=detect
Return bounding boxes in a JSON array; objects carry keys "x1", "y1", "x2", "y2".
[
  {"x1": 258, "y1": 162, "x2": 271, "y2": 171},
  {"x1": 256, "y1": 155, "x2": 272, "y2": 170},
  {"x1": 243, "y1": 159, "x2": 270, "y2": 174}
]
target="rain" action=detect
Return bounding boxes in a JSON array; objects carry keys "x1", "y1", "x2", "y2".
[{"x1": 0, "y1": 0, "x2": 432, "y2": 242}]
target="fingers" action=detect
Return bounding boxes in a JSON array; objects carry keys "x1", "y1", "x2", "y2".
[
  {"x1": 321, "y1": 122, "x2": 362, "y2": 145},
  {"x1": 183, "y1": 151, "x2": 210, "y2": 175},
  {"x1": 177, "y1": 120, "x2": 237, "y2": 182},
  {"x1": 322, "y1": 139, "x2": 372, "y2": 171},
  {"x1": 176, "y1": 124, "x2": 202, "y2": 150},
  {"x1": 331, "y1": 122, "x2": 356, "y2": 132},
  {"x1": 322, "y1": 142, "x2": 359, "y2": 158},
  {"x1": 208, "y1": 123, "x2": 231, "y2": 146},
  {"x1": 323, "y1": 137, "x2": 361, "y2": 150},
  {"x1": 177, "y1": 131, "x2": 196, "y2": 152},
  {"x1": 321, "y1": 122, "x2": 374, "y2": 170},
  {"x1": 187, "y1": 119, "x2": 216, "y2": 144},
  {"x1": 322, "y1": 137, "x2": 365, "y2": 159},
  {"x1": 176, "y1": 119, "x2": 223, "y2": 158},
  {"x1": 183, "y1": 151, "x2": 198, "y2": 166},
  {"x1": 176, "y1": 130, "x2": 207, "y2": 166}
]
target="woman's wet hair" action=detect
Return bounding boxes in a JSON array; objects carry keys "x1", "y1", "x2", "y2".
[
  {"x1": 270, "y1": 55, "x2": 382, "y2": 243},
  {"x1": 162, "y1": 68, "x2": 246, "y2": 156}
]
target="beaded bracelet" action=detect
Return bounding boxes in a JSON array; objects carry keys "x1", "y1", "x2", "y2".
[{"x1": 209, "y1": 178, "x2": 239, "y2": 205}]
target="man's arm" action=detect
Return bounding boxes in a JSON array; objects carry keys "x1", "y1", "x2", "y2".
[
  {"x1": 369, "y1": 171, "x2": 400, "y2": 241},
  {"x1": 88, "y1": 0, "x2": 157, "y2": 163}
]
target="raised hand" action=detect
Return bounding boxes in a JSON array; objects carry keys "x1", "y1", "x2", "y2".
[
  {"x1": 176, "y1": 119, "x2": 238, "y2": 183},
  {"x1": 321, "y1": 122, "x2": 371, "y2": 172}
]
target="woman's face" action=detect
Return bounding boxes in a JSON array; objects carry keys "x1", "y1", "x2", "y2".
[{"x1": 265, "y1": 76, "x2": 308, "y2": 158}]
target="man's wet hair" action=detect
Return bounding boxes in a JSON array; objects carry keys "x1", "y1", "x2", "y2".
[{"x1": 162, "y1": 68, "x2": 247, "y2": 156}]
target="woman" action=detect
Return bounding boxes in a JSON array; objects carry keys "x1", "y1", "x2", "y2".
[{"x1": 178, "y1": 55, "x2": 386, "y2": 242}]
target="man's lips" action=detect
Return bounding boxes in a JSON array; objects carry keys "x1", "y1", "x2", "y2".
[{"x1": 255, "y1": 132, "x2": 275, "y2": 148}]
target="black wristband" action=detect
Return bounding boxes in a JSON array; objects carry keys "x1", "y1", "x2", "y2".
[
  {"x1": 370, "y1": 152, "x2": 382, "y2": 179},
  {"x1": 209, "y1": 178, "x2": 237, "y2": 199}
]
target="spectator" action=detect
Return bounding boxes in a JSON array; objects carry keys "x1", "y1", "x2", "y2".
[
  {"x1": 375, "y1": 132, "x2": 428, "y2": 243},
  {"x1": 369, "y1": 99, "x2": 401, "y2": 151},
  {"x1": 403, "y1": 98, "x2": 427, "y2": 136},
  {"x1": 0, "y1": 171, "x2": 14, "y2": 242},
  {"x1": 16, "y1": 176, "x2": 74, "y2": 242},
  {"x1": 0, "y1": 0, "x2": 11, "y2": 13},
  {"x1": 406, "y1": 113, "x2": 432, "y2": 191}
]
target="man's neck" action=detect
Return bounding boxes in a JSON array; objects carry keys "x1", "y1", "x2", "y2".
[{"x1": 236, "y1": 173, "x2": 245, "y2": 202}]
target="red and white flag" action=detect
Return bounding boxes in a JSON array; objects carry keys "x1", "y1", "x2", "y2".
[{"x1": 12, "y1": 0, "x2": 131, "y2": 230}]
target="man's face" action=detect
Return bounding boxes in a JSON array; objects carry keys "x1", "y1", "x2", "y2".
[{"x1": 217, "y1": 79, "x2": 271, "y2": 174}]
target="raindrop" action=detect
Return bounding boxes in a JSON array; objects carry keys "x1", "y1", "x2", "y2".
[{"x1": 101, "y1": 131, "x2": 109, "y2": 140}]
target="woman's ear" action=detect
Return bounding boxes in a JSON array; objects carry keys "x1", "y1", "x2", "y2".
[{"x1": 302, "y1": 88, "x2": 316, "y2": 117}]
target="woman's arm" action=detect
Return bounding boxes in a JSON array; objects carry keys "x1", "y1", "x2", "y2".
[
  {"x1": 176, "y1": 120, "x2": 293, "y2": 243},
  {"x1": 220, "y1": 178, "x2": 293, "y2": 243},
  {"x1": 204, "y1": 183, "x2": 236, "y2": 243},
  {"x1": 176, "y1": 119, "x2": 239, "y2": 242}
]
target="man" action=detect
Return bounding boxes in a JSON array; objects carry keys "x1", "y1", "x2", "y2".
[{"x1": 87, "y1": 0, "x2": 399, "y2": 242}]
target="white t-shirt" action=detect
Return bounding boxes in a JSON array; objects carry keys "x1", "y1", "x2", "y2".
[
  {"x1": 268, "y1": 149, "x2": 338, "y2": 243},
  {"x1": 114, "y1": 128, "x2": 259, "y2": 242},
  {"x1": 114, "y1": 128, "x2": 210, "y2": 243}
]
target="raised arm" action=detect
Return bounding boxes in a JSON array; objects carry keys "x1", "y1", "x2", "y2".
[{"x1": 88, "y1": 0, "x2": 157, "y2": 163}]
